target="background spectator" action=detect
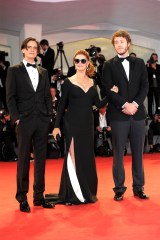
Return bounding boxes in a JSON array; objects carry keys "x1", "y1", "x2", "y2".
[
  {"x1": 146, "y1": 53, "x2": 160, "y2": 118},
  {"x1": 39, "y1": 39, "x2": 55, "y2": 83}
]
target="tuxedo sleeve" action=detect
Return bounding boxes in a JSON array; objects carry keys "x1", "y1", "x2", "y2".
[{"x1": 93, "y1": 86, "x2": 108, "y2": 109}]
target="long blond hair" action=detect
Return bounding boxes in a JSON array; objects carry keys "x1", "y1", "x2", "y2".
[{"x1": 74, "y1": 49, "x2": 95, "y2": 77}]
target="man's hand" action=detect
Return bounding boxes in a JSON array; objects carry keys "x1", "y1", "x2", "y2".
[
  {"x1": 106, "y1": 126, "x2": 111, "y2": 131},
  {"x1": 110, "y1": 85, "x2": 119, "y2": 93},
  {"x1": 122, "y1": 102, "x2": 138, "y2": 115},
  {"x1": 16, "y1": 120, "x2": 20, "y2": 125},
  {"x1": 96, "y1": 126, "x2": 102, "y2": 132}
]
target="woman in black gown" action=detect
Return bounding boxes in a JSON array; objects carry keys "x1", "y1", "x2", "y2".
[{"x1": 52, "y1": 49, "x2": 108, "y2": 205}]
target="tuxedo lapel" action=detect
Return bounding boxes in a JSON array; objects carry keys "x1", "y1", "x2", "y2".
[
  {"x1": 114, "y1": 56, "x2": 128, "y2": 82},
  {"x1": 36, "y1": 66, "x2": 42, "y2": 90},
  {"x1": 129, "y1": 57, "x2": 136, "y2": 83},
  {"x1": 19, "y1": 62, "x2": 35, "y2": 90}
]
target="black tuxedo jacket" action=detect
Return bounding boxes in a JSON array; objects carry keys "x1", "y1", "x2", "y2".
[
  {"x1": 102, "y1": 55, "x2": 149, "y2": 121},
  {"x1": 6, "y1": 62, "x2": 52, "y2": 122}
]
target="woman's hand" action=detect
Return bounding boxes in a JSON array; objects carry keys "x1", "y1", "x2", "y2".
[
  {"x1": 52, "y1": 128, "x2": 61, "y2": 141},
  {"x1": 110, "y1": 85, "x2": 119, "y2": 93}
]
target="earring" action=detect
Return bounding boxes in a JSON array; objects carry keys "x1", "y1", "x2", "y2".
[{"x1": 86, "y1": 66, "x2": 89, "y2": 71}]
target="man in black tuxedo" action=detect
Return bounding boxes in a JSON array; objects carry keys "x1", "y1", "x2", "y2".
[
  {"x1": 102, "y1": 29, "x2": 149, "y2": 201},
  {"x1": 39, "y1": 39, "x2": 55, "y2": 83},
  {"x1": 6, "y1": 37, "x2": 54, "y2": 212}
]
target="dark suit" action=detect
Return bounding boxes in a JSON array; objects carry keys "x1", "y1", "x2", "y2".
[
  {"x1": 146, "y1": 64, "x2": 160, "y2": 117},
  {"x1": 102, "y1": 55, "x2": 149, "y2": 193},
  {"x1": 39, "y1": 47, "x2": 55, "y2": 82},
  {"x1": 6, "y1": 62, "x2": 52, "y2": 202}
]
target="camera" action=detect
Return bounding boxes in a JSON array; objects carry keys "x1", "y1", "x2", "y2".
[
  {"x1": 85, "y1": 45, "x2": 101, "y2": 66},
  {"x1": 0, "y1": 51, "x2": 8, "y2": 62},
  {"x1": 56, "y1": 41, "x2": 64, "y2": 51},
  {"x1": 98, "y1": 127, "x2": 107, "y2": 140},
  {"x1": 57, "y1": 74, "x2": 63, "y2": 81}
]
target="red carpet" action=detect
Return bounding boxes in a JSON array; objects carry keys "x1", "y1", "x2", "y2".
[{"x1": 0, "y1": 154, "x2": 160, "y2": 240}]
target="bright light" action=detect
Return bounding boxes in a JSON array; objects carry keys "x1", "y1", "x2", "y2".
[{"x1": 30, "y1": 0, "x2": 77, "y2": 2}]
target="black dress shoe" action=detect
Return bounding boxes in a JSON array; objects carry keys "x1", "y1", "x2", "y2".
[
  {"x1": 33, "y1": 198, "x2": 55, "y2": 208},
  {"x1": 20, "y1": 200, "x2": 30, "y2": 212},
  {"x1": 65, "y1": 202, "x2": 73, "y2": 206},
  {"x1": 133, "y1": 190, "x2": 149, "y2": 199},
  {"x1": 114, "y1": 192, "x2": 124, "y2": 201}
]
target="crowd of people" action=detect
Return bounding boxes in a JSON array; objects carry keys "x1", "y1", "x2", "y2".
[{"x1": 0, "y1": 29, "x2": 160, "y2": 212}]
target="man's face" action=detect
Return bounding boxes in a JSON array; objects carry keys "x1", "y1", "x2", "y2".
[
  {"x1": 40, "y1": 44, "x2": 47, "y2": 51},
  {"x1": 152, "y1": 54, "x2": 158, "y2": 62},
  {"x1": 113, "y1": 37, "x2": 130, "y2": 56},
  {"x1": 22, "y1": 40, "x2": 38, "y2": 61}
]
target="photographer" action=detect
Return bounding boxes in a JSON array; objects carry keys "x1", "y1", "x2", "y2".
[
  {"x1": 48, "y1": 84, "x2": 65, "y2": 158},
  {"x1": 0, "y1": 109, "x2": 17, "y2": 161},
  {"x1": 0, "y1": 51, "x2": 10, "y2": 110},
  {"x1": 146, "y1": 53, "x2": 160, "y2": 118},
  {"x1": 85, "y1": 46, "x2": 106, "y2": 98},
  {"x1": 148, "y1": 110, "x2": 160, "y2": 153},
  {"x1": 51, "y1": 68, "x2": 65, "y2": 99},
  {"x1": 94, "y1": 105, "x2": 112, "y2": 156}
]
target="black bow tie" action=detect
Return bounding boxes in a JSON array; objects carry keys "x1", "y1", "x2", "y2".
[
  {"x1": 119, "y1": 56, "x2": 130, "y2": 62},
  {"x1": 26, "y1": 63, "x2": 36, "y2": 68}
]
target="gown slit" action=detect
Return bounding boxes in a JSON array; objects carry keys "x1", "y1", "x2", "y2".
[{"x1": 67, "y1": 137, "x2": 85, "y2": 202}]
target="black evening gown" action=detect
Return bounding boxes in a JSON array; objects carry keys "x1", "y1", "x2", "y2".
[{"x1": 54, "y1": 79, "x2": 107, "y2": 204}]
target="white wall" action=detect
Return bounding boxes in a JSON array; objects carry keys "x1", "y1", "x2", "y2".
[
  {"x1": 0, "y1": 33, "x2": 19, "y2": 65},
  {"x1": 0, "y1": 30, "x2": 160, "y2": 67}
]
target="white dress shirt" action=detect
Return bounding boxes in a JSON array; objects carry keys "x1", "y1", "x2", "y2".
[
  {"x1": 99, "y1": 113, "x2": 107, "y2": 128},
  {"x1": 23, "y1": 59, "x2": 39, "y2": 91},
  {"x1": 118, "y1": 55, "x2": 130, "y2": 80}
]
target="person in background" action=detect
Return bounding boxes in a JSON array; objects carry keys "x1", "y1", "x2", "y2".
[
  {"x1": 148, "y1": 109, "x2": 160, "y2": 153},
  {"x1": 51, "y1": 68, "x2": 65, "y2": 99},
  {"x1": 0, "y1": 109, "x2": 17, "y2": 161},
  {"x1": 94, "y1": 105, "x2": 112, "y2": 156},
  {"x1": 39, "y1": 39, "x2": 55, "y2": 83},
  {"x1": 6, "y1": 37, "x2": 54, "y2": 212},
  {"x1": 146, "y1": 53, "x2": 160, "y2": 119},
  {"x1": 0, "y1": 56, "x2": 10, "y2": 110},
  {"x1": 129, "y1": 52, "x2": 136, "y2": 58},
  {"x1": 102, "y1": 29, "x2": 149, "y2": 201}
]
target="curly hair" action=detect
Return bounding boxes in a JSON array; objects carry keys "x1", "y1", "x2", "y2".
[
  {"x1": 74, "y1": 49, "x2": 95, "y2": 77},
  {"x1": 111, "y1": 29, "x2": 132, "y2": 45}
]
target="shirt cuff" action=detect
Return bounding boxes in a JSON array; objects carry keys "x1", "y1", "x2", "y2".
[
  {"x1": 132, "y1": 101, "x2": 139, "y2": 108},
  {"x1": 122, "y1": 102, "x2": 128, "y2": 109}
]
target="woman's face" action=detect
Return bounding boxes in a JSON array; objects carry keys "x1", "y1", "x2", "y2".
[{"x1": 74, "y1": 54, "x2": 88, "y2": 72}]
